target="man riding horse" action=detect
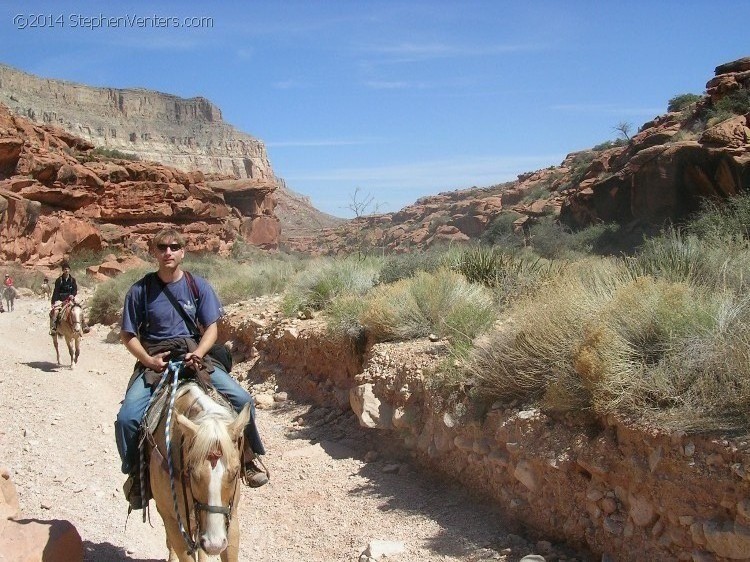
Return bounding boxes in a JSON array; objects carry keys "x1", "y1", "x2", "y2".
[
  {"x1": 50, "y1": 262, "x2": 78, "y2": 334},
  {"x1": 115, "y1": 228, "x2": 269, "y2": 511}
]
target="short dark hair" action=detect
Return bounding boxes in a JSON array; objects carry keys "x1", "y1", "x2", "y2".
[{"x1": 61, "y1": 261, "x2": 71, "y2": 270}]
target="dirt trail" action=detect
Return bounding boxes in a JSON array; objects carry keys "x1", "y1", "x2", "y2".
[{"x1": 0, "y1": 294, "x2": 582, "y2": 562}]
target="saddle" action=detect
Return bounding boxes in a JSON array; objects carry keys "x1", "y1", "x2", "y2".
[{"x1": 131, "y1": 366, "x2": 233, "y2": 511}]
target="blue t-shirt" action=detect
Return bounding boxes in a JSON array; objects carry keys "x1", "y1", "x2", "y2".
[{"x1": 121, "y1": 272, "x2": 224, "y2": 342}]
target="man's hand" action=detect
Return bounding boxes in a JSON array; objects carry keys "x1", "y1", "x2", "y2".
[
  {"x1": 144, "y1": 351, "x2": 170, "y2": 372},
  {"x1": 183, "y1": 352, "x2": 204, "y2": 370}
]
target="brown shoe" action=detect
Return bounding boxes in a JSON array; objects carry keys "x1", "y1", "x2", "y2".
[
  {"x1": 123, "y1": 474, "x2": 143, "y2": 510},
  {"x1": 242, "y1": 456, "x2": 269, "y2": 488}
]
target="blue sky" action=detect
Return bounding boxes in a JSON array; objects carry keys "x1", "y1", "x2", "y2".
[{"x1": 1, "y1": 1, "x2": 748, "y2": 217}]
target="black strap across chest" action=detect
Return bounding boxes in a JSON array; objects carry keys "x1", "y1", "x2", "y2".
[{"x1": 142, "y1": 272, "x2": 203, "y2": 339}]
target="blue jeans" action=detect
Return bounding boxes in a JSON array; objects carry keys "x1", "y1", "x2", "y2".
[{"x1": 115, "y1": 366, "x2": 265, "y2": 474}]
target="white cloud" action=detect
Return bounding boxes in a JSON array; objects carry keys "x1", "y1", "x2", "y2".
[{"x1": 285, "y1": 154, "x2": 565, "y2": 191}]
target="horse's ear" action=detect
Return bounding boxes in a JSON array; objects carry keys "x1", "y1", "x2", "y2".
[
  {"x1": 228, "y1": 404, "x2": 251, "y2": 440},
  {"x1": 176, "y1": 414, "x2": 199, "y2": 439}
]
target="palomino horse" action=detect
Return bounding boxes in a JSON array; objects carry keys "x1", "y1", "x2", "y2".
[
  {"x1": 148, "y1": 372, "x2": 250, "y2": 562},
  {"x1": 2, "y1": 285, "x2": 16, "y2": 312},
  {"x1": 52, "y1": 299, "x2": 84, "y2": 367}
]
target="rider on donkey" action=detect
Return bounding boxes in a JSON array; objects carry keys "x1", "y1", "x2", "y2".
[
  {"x1": 49, "y1": 261, "x2": 78, "y2": 335},
  {"x1": 115, "y1": 228, "x2": 268, "y2": 511}
]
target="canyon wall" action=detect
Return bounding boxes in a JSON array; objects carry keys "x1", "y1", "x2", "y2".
[{"x1": 0, "y1": 63, "x2": 275, "y2": 182}]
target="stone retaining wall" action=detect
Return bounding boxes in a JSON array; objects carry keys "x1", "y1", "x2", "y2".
[{"x1": 220, "y1": 303, "x2": 750, "y2": 561}]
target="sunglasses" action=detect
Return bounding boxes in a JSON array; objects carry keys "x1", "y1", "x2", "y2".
[{"x1": 156, "y1": 243, "x2": 183, "y2": 252}]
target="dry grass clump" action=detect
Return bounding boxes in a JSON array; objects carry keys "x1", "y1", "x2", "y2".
[
  {"x1": 467, "y1": 258, "x2": 741, "y2": 431},
  {"x1": 360, "y1": 268, "x2": 495, "y2": 348},
  {"x1": 282, "y1": 257, "x2": 381, "y2": 315}
]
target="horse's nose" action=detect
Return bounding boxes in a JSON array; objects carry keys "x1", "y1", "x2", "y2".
[{"x1": 199, "y1": 536, "x2": 227, "y2": 555}]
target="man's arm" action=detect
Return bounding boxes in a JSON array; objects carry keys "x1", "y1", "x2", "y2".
[
  {"x1": 51, "y1": 278, "x2": 60, "y2": 303},
  {"x1": 184, "y1": 321, "x2": 218, "y2": 365},
  {"x1": 120, "y1": 331, "x2": 169, "y2": 372}
]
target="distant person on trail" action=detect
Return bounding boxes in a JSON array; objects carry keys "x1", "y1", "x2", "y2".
[
  {"x1": 49, "y1": 261, "x2": 78, "y2": 335},
  {"x1": 41, "y1": 277, "x2": 51, "y2": 300},
  {"x1": 115, "y1": 227, "x2": 268, "y2": 511},
  {"x1": 4, "y1": 273, "x2": 13, "y2": 288}
]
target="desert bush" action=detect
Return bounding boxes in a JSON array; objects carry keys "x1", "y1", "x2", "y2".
[
  {"x1": 686, "y1": 193, "x2": 750, "y2": 241},
  {"x1": 529, "y1": 218, "x2": 621, "y2": 259},
  {"x1": 213, "y1": 261, "x2": 299, "y2": 305},
  {"x1": 0, "y1": 265, "x2": 46, "y2": 292},
  {"x1": 449, "y1": 245, "x2": 560, "y2": 307},
  {"x1": 87, "y1": 266, "x2": 151, "y2": 325},
  {"x1": 325, "y1": 294, "x2": 368, "y2": 340},
  {"x1": 592, "y1": 138, "x2": 627, "y2": 152},
  {"x1": 714, "y1": 89, "x2": 750, "y2": 116},
  {"x1": 467, "y1": 260, "x2": 625, "y2": 410},
  {"x1": 625, "y1": 228, "x2": 750, "y2": 294},
  {"x1": 639, "y1": 297, "x2": 750, "y2": 432},
  {"x1": 92, "y1": 147, "x2": 140, "y2": 161},
  {"x1": 480, "y1": 212, "x2": 527, "y2": 251},
  {"x1": 378, "y1": 248, "x2": 451, "y2": 285},
  {"x1": 667, "y1": 93, "x2": 702, "y2": 113},
  {"x1": 282, "y1": 257, "x2": 381, "y2": 315},
  {"x1": 360, "y1": 268, "x2": 495, "y2": 348},
  {"x1": 467, "y1": 259, "x2": 724, "y2": 422}
]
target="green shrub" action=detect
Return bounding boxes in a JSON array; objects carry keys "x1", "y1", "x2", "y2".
[
  {"x1": 592, "y1": 138, "x2": 627, "y2": 152},
  {"x1": 467, "y1": 260, "x2": 725, "y2": 423},
  {"x1": 687, "y1": 193, "x2": 750, "y2": 241},
  {"x1": 92, "y1": 147, "x2": 140, "y2": 161},
  {"x1": 625, "y1": 228, "x2": 750, "y2": 294},
  {"x1": 325, "y1": 294, "x2": 368, "y2": 340},
  {"x1": 640, "y1": 298, "x2": 750, "y2": 432},
  {"x1": 449, "y1": 246, "x2": 560, "y2": 307},
  {"x1": 378, "y1": 249, "x2": 451, "y2": 285},
  {"x1": 467, "y1": 261, "x2": 623, "y2": 410},
  {"x1": 87, "y1": 266, "x2": 151, "y2": 325},
  {"x1": 360, "y1": 268, "x2": 495, "y2": 348},
  {"x1": 480, "y1": 212, "x2": 526, "y2": 250},
  {"x1": 282, "y1": 257, "x2": 381, "y2": 315},
  {"x1": 529, "y1": 218, "x2": 621, "y2": 259},
  {"x1": 667, "y1": 93, "x2": 702, "y2": 113},
  {"x1": 714, "y1": 89, "x2": 750, "y2": 115},
  {"x1": 0, "y1": 265, "x2": 46, "y2": 292}
]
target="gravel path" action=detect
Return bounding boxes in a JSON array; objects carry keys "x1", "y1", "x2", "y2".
[{"x1": 0, "y1": 294, "x2": 581, "y2": 562}]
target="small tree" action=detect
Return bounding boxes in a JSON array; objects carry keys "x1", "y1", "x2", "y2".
[
  {"x1": 345, "y1": 187, "x2": 384, "y2": 259},
  {"x1": 613, "y1": 121, "x2": 632, "y2": 141}
]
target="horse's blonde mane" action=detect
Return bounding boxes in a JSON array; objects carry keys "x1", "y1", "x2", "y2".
[{"x1": 178, "y1": 386, "x2": 238, "y2": 468}]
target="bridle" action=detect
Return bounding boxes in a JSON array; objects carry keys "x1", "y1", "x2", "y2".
[
  {"x1": 177, "y1": 437, "x2": 242, "y2": 555},
  {"x1": 61, "y1": 301, "x2": 84, "y2": 335},
  {"x1": 161, "y1": 361, "x2": 243, "y2": 559}
]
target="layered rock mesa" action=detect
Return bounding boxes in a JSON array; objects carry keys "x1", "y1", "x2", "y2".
[
  {"x1": 291, "y1": 56, "x2": 750, "y2": 255},
  {"x1": 0, "y1": 102, "x2": 279, "y2": 266},
  {"x1": 0, "y1": 62, "x2": 274, "y2": 182}
]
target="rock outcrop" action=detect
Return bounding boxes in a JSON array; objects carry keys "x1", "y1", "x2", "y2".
[
  {"x1": 0, "y1": 466, "x2": 83, "y2": 562},
  {"x1": 0, "y1": 63, "x2": 342, "y2": 242},
  {"x1": 0, "y1": 103, "x2": 279, "y2": 265},
  {"x1": 0, "y1": 63, "x2": 274, "y2": 182},
  {"x1": 289, "y1": 56, "x2": 750, "y2": 255}
]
